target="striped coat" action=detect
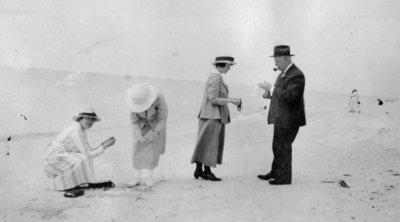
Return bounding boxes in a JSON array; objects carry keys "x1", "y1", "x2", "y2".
[{"x1": 43, "y1": 122, "x2": 104, "y2": 191}]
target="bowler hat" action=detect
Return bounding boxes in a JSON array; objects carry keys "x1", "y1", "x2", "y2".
[{"x1": 270, "y1": 45, "x2": 295, "y2": 57}]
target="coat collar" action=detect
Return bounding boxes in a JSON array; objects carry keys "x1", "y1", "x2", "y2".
[
  {"x1": 281, "y1": 63, "x2": 297, "y2": 78},
  {"x1": 212, "y1": 72, "x2": 229, "y2": 90},
  {"x1": 282, "y1": 62, "x2": 294, "y2": 77},
  {"x1": 136, "y1": 104, "x2": 158, "y2": 129},
  {"x1": 137, "y1": 104, "x2": 155, "y2": 119}
]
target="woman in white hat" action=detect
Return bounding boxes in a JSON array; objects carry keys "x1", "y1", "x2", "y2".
[
  {"x1": 126, "y1": 82, "x2": 168, "y2": 187},
  {"x1": 190, "y1": 56, "x2": 242, "y2": 181},
  {"x1": 43, "y1": 109, "x2": 116, "y2": 196}
]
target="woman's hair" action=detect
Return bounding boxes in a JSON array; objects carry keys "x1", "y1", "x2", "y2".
[{"x1": 215, "y1": 63, "x2": 227, "y2": 68}]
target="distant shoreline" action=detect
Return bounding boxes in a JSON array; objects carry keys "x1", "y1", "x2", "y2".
[{"x1": 2, "y1": 65, "x2": 398, "y2": 99}]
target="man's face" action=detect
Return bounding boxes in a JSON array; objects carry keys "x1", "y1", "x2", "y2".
[{"x1": 274, "y1": 56, "x2": 286, "y2": 71}]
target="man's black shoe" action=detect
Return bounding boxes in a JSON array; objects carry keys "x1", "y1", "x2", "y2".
[
  {"x1": 268, "y1": 180, "x2": 291, "y2": 185},
  {"x1": 257, "y1": 173, "x2": 274, "y2": 181}
]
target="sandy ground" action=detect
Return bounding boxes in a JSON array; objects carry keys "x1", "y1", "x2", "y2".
[
  {"x1": 1, "y1": 96, "x2": 399, "y2": 222},
  {"x1": 0, "y1": 69, "x2": 399, "y2": 221}
]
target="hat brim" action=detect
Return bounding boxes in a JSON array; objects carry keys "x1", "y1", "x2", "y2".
[
  {"x1": 270, "y1": 54, "x2": 295, "y2": 57},
  {"x1": 212, "y1": 61, "x2": 237, "y2": 65},
  {"x1": 126, "y1": 84, "x2": 158, "y2": 113},
  {"x1": 72, "y1": 115, "x2": 101, "y2": 122}
]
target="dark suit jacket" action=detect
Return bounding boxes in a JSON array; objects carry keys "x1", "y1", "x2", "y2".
[{"x1": 267, "y1": 64, "x2": 306, "y2": 127}]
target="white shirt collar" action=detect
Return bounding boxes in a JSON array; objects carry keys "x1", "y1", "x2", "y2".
[{"x1": 282, "y1": 62, "x2": 294, "y2": 77}]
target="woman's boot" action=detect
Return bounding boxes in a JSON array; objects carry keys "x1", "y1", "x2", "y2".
[
  {"x1": 194, "y1": 162, "x2": 206, "y2": 179},
  {"x1": 203, "y1": 166, "x2": 221, "y2": 181}
]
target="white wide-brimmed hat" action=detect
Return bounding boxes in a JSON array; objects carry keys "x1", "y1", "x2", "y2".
[
  {"x1": 212, "y1": 56, "x2": 236, "y2": 65},
  {"x1": 126, "y1": 82, "x2": 158, "y2": 113},
  {"x1": 72, "y1": 108, "x2": 101, "y2": 122}
]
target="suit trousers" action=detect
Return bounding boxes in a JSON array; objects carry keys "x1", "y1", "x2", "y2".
[{"x1": 271, "y1": 125, "x2": 299, "y2": 183}]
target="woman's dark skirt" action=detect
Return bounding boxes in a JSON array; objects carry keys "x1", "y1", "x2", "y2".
[{"x1": 191, "y1": 119, "x2": 225, "y2": 167}]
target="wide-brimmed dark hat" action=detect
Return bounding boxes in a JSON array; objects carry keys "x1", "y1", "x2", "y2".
[
  {"x1": 270, "y1": 45, "x2": 295, "y2": 57},
  {"x1": 212, "y1": 56, "x2": 236, "y2": 65}
]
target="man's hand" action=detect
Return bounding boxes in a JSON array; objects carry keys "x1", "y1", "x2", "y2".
[
  {"x1": 263, "y1": 91, "x2": 272, "y2": 99},
  {"x1": 257, "y1": 81, "x2": 272, "y2": 92}
]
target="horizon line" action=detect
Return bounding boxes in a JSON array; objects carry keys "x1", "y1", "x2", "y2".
[{"x1": 1, "y1": 65, "x2": 397, "y2": 99}]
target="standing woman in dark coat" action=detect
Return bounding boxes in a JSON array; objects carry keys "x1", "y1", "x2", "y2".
[{"x1": 191, "y1": 56, "x2": 241, "y2": 181}]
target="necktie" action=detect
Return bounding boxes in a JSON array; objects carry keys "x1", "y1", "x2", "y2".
[{"x1": 275, "y1": 72, "x2": 285, "y2": 87}]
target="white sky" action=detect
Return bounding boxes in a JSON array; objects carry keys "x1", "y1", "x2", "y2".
[{"x1": 1, "y1": 0, "x2": 400, "y2": 97}]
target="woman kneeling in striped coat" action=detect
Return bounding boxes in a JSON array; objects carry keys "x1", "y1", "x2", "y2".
[{"x1": 43, "y1": 109, "x2": 115, "y2": 194}]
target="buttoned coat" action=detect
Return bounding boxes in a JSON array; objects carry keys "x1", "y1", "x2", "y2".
[
  {"x1": 268, "y1": 64, "x2": 306, "y2": 128},
  {"x1": 198, "y1": 73, "x2": 230, "y2": 124},
  {"x1": 130, "y1": 93, "x2": 168, "y2": 169}
]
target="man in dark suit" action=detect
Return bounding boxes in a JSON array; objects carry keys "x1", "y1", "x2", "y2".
[{"x1": 257, "y1": 45, "x2": 306, "y2": 185}]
